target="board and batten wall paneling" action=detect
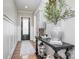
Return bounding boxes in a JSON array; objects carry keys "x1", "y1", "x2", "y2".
[
  {"x1": 3, "y1": 0, "x2": 18, "y2": 58},
  {"x1": 3, "y1": 15, "x2": 18, "y2": 59},
  {"x1": 3, "y1": 20, "x2": 9, "y2": 59}
]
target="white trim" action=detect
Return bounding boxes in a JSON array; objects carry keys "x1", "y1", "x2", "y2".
[
  {"x1": 7, "y1": 41, "x2": 18, "y2": 59},
  {"x1": 18, "y1": 10, "x2": 33, "y2": 14}
]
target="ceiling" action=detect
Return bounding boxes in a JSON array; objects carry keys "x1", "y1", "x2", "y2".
[{"x1": 15, "y1": 0, "x2": 41, "y2": 12}]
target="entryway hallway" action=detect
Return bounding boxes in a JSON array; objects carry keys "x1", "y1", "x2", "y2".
[
  {"x1": 11, "y1": 40, "x2": 37, "y2": 59},
  {"x1": 3, "y1": 0, "x2": 75, "y2": 59}
]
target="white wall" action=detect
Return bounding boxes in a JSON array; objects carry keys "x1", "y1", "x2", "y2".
[
  {"x1": 17, "y1": 10, "x2": 34, "y2": 41},
  {"x1": 3, "y1": 0, "x2": 18, "y2": 59},
  {"x1": 3, "y1": 0, "x2": 17, "y2": 22}
]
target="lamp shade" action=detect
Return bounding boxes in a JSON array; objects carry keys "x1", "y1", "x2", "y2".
[{"x1": 39, "y1": 21, "x2": 46, "y2": 29}]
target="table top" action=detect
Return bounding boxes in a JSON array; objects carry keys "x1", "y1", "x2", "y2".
[{"x1": 36, "y1": 36, "x2": 74, "y2": 51}]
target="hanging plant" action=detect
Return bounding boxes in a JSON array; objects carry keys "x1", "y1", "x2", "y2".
[{"x1": 44, "y1": 0, "x2": 75, "y2": 24}]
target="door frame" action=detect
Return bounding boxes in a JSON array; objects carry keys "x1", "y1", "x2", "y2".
[{"x1": 21, "y1": 17, "x2": 30, "y2": 40}]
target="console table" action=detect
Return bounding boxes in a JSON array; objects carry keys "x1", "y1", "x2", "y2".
[{"x1": 36, "y1": 36, "x2": 74, "y2": 59}]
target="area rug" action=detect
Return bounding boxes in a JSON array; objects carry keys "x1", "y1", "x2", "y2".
[{"x1": 20, "y1": 40, "x2": 36, "y2": 58}]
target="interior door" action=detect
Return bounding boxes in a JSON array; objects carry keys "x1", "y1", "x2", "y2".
[{"x1": 21, "y1": 17, "x2": 30, "y2": 40}]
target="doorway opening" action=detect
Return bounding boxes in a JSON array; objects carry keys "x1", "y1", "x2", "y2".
[{"x1": 21, "y1": 17, "x2": 30, "y2": 40}]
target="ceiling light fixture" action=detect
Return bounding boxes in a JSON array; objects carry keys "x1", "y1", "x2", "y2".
[{"x1": 25, "y1": 5, "x2": 28, "y2": 8}]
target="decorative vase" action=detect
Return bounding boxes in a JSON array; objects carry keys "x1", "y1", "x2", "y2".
[
  {"x1": 46, "y1": 21, "x2": 64, "y2": 43},
  {"x1": 50, "y1": 25, "x2": 63, "y2": 41}
]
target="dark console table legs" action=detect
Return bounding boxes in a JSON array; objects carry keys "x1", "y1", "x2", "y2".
[
  {"x1": 36, "y1": 38, "x2": 38, "y2": 55},
  {"x1": 65, "y1": 48, "x2": 70, "y2": 59},
  {"x1": 54, "y1": 51, "x2": 59, "y2": 59},
  {"x1": 54, "y1": 48, "x2": 71, "y2": 59}
]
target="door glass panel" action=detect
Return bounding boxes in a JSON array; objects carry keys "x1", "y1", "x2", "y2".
[{"x1": 23, "y1": 18, "x2": 29, "y2": 34}]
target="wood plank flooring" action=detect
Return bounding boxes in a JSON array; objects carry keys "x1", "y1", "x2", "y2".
[{"x1": 11, "y1": 41, "x2": 37, "y2": 59}]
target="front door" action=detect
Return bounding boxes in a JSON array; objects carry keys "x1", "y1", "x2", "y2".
[{"x1": 21, "y1": 17, "x2": 30, "y2": 40}]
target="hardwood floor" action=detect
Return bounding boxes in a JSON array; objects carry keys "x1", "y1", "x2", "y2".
[{"x1": 11, "y1": 41, "x2": 37, "y2": 59}]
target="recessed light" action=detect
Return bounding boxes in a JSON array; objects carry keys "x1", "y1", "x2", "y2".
[{"x1": 25, "y1": 5, "x2": 28, "y2": 8}]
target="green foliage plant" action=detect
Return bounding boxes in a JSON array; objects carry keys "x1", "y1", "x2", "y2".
[{"x1": 45, "y1": 0, "x2": 74, "y2": 24}]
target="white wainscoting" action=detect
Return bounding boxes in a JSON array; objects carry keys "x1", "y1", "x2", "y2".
[{"x1": 3, "y1": 15, "x2": 18, "y2": 59}]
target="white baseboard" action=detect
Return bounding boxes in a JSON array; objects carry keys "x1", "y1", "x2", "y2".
[{"x1": 7, "y1": 42, "x2": 18, "y2": 59}]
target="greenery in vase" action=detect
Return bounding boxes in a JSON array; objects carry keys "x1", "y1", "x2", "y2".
[{"x1": 44, "y1": 0, "x2": 74, "y2": 24}]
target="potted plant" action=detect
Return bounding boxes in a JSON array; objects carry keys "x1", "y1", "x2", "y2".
[
  {"x1": 45, "y1": 0, "x2": 74, "y2": 24},
  {"x1": 44, "y1": 0, "x2": 74, "y2": 42}
]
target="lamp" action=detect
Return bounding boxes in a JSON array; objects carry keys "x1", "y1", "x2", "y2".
[{"x1": 39, "y1": 21, "x2": 46, "y2": 36}]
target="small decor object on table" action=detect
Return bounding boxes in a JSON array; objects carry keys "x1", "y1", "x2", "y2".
[{"x1": 49, "y1": 40, "x2": 63, "y2": 45}]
